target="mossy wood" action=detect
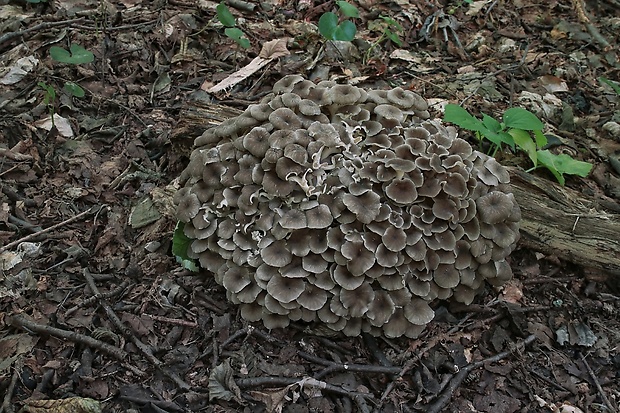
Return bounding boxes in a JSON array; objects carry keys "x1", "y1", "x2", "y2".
[
  {"x1": 508, "y1": 167, "x2": 620, "y2": 278},
  {"x1": 173, "y1": 102, "x2": 620, "y2": 278}
]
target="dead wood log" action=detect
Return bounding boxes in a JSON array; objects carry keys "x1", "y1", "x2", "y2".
[
  {"x1": 171, "y1": 98, "x2": 244, "y2": 154},
  {"x1": 508, "y1": 167, "x2": 620, "y2": 278},
  {"x1": 171, "y1": 103, "x2": 620, "y2": 277}
]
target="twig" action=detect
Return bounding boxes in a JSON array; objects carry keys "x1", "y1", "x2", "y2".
[
  {"x1": 6, "y1": 314, "x2": 128, "y2": 360},
  {"x1": 377, "y1": 316, "x2": 474, "y2": 407},
  {"x1": 353, "y1": 394, "x2": 372, "y2": 413},
  {"x1": 522, "y1": 276, "x2": 576, "y2": 285},
  {"x1": 0, "y1": 206, "x2": 102, "y2": 253},
  {"x1": 220, "y1": 326, "x2": 252, "y2": 350},
  {"x1": 0, "y1": 163, "x2": 22, "y2": 177},
  {"x1": 144, "y1": 314, "x2": 198, "y2": 328},
  {"x1": 0, "y1": 361, "x2": 19, "y2": 413},
  {"x1": 297, "y1": 351, "x2": 402, "y2": 379},
  {"x1": 72, "y1": 20, "x2": 158, "y2": 32},
  {"x1": 525, "y1": 367, "x2": 570, "y2": 392},
  {"x1": 82, "y1": 269, "x2": 191, "y2": 391},
  {"x1": 227, "y1": 0, "x2": 256, "y2": 12},
  {"x1": 425, "y1": 334, "x2": 537, "y2": 413},
  {"x1": 375, "y1": 314, "x2": 496, "y2": 411},
  {"x1": 236, "y1": 376, "x2": 376, "y2": 400},
  {"x1": 219, "y1": 325, "x2": 284, "y2": 351},
  {"x1": 316, "y1": 336, "x2": 355, "y2": 355},
  {"x1": 1, "y1": 187, "x2": 36, "y2": 208},
  {"x1": 362, "y1": 333, "x2": 393, "y2": 368},
  {"x1": 8, "y1": 215, "x2": 42, "y2": 233},
  {"x1": 0, "y1": 148, "x2": 33, "y2": 161},
  {"x1": 0, "y1": 18, "x2": 85, "y2": 48},
  {"x1": 65, "y1": 280, "x2": 131, "y2": 316},
  {"x1": 250, "y1": 326, "x2": 285, "y2": 344},
  {"x1": 118, "y1": 395, "x2": 184, "y2": 412},
  {"x1": 484, "y1": 0, "x2": 499, "y2": 18},
  {"x1": 580, "y1": 352, "x2": 615, "y2": 412}
]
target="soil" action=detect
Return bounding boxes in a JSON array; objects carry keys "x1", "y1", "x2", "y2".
[{"x1": 1, "y1": 1, "x2": 619, "y2": 412}]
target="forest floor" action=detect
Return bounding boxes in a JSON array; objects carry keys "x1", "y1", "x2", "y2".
[{"x1": 1, "y1": 0, "x2": 619, "y2": 412}]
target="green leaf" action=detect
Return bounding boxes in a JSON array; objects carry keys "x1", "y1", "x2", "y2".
[
  {"x1": 38, "y1": 81, "x2": 55, "y2": 96},
  {"x1": 536, "y1": 150, "x2": 593, "y2": 185},
  {"x1": 599, "y1": 76, "x2": 620, "y2": 95},
  {"x1": 481, "y1": 113, "x2": 502, "y2": 134},
  {"x1": 385, "y1": 29, "x2": 402, "y2": 46},
  {"x1": 333, "y1": 20, "x2": 357, "y2": 41},
  {"x1": 38, "y1": 81, "x2": 56, "y2": 105},
  {"x1": 533, "y1": 129, "x2": 548, "y2": 148},
  {"x1": 216, "y1": 2, "x2": 236, "y2": 27},
  {"x1": 476, "y1": 114, "x2": 512, "y2": 148},
  {"x1": 503, "y1": 107, "x2": 544, "y2": 131},
  {"x1": 236, "y1": 37, "x2": 250, "y2": 48},
  {"x1": 484, "y1": 130, "x2": 515, "y2": 149},
  {"x1": 443, "y1": 104, "x2": 485, "y2": 131},
  {"x1": 224, "y1": 28, "x2": 250, "y2": 48},
  {"x1": 443, "y1": 105, "x2": 515, "y2": 149},
  {"x1": 379, "y1": 16, "x2": 403, "y2": 31},
  {"x1": 318, "y1": 12, "x2": 338, "y2": 39},
  {"x1": 509, "y1": 128, "x2": 537, "y2": 166},
  {"x1": 337, "y1": 1, "x2": 359, "y2": 18},
  {"x1": 63, "y1": 81, "x2": 85, "y2": 98},
  {"x1": 50, "y1": 44, "x2": 94, "y2": 65},
  {"x1": 172, "y1": 222, "x2": 198, "y2": 272}
]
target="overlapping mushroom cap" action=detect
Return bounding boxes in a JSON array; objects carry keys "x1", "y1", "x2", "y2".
[{"x1": 175, "y1": 76, "x2": 520, "y2": 338}]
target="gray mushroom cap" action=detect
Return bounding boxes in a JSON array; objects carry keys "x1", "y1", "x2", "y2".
[
  {"x1": 176, "y1": 191, "x2": 201, "y2": 222},
  {"x1": 267, "y1": 274, "x2": 306, "y2": 303},
  {"x1": 476, "y1": 191, "x2": 517, "y2": 224},
  {"x1": 174, "y1": 75, "x2": 520, "y2": 338}
]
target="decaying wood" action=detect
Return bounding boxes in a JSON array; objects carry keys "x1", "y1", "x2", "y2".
[
  {"x1": 508, "y1": 167, "x2": 620, "y2": 277},
  {"x1": 171, "y1": 99, "x2": 243, "y2": 153},
  {"x1": 172, "y1": 104, "x2": 620, "y2": 277}
]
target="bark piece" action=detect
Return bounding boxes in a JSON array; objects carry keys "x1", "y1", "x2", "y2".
[{"x1": 509, "y1": 167, "x2": 620, "y2": 278}]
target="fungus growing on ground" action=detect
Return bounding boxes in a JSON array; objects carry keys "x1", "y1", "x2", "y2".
[{"x1": 175, "y1": 76, "x2": 520, "y2": 338}]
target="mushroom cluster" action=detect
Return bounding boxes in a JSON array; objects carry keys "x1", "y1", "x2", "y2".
[{"x1": 174, "y1": 75, "x2": 520, "y2": 338}]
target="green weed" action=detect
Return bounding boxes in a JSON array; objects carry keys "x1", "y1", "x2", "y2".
[
  {"x1": 318, "y1": 1, "x2": 359, "y2": 42},
  {"x1": 444, "y1": 104, "x2": 592, "y2": 185},
  {"x1": 50, "y1": 44, "x2": 94, "y2": 65},
  {"x1": 599, "y1": 77, "x2": 620, "y2": 95},
  {"x1": 364, "y1": 16, "x2": 403, "y2": 62},
  {"x1": 172, "y1": 222, "x2": 198, "y2": 272},
  {"x1": 37, "y1": 81, "x2": 57, "y2": 125},
  {"x1": 216, "y1": 2, "x2": 250, "y2": 49},
  {"x1": 39, "y1": 44, "x2": 93, "y2": 125}
]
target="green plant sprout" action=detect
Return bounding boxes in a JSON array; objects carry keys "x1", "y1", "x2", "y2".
[
  {"x1": 63, "y1": 81, "x2": 85, "y2": 98},
  {"x1": 172, "y1": 222, "x2": 198, "y2": 272},
  {"x1": 48, "y1": 43, "x2": 94, "y2": 99},
  {"x1": 38, "y1": 81, "x2": 57, "y2": 126},
  {"x1": 50, "y1": 44, "x2": 94, "y2": 65},
  {"x1": 371, "y1": 16, "x2": 403, "y2": 46},
  {"x1": 216, "y1": 2, "x2": 250, "y2": 49},
  {"x1": 365, "y1": 16, "x2": 403, "y2": 63},
  {"x1": 599, "y1": 77, "x2": 620, "y2": 95},
  {"x1": 318, "y1": 1, "x2": 359, "y2": 42},
  {"x1": 444, "y1": 104, "x2": 593, "y2": 185}
]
